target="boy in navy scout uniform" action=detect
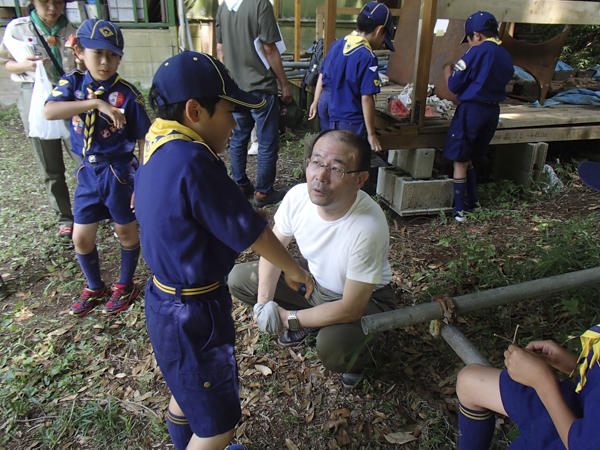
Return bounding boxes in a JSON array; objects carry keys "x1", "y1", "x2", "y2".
[
  {"x1": 134, "y1": 52, "x2": 314, "y2": 450},
  {"x1": 44, "y1": 19, "x2": 151, "y2": 315},
  {"x1": 442, "y1": 11, "x2": 514, "y2": 221},
  {"x1": 325, "y1": 1, "x2": 395, "y2": 152},
  {"x1": 456, "y1": 324, "x2": 600, "y2": 449}
]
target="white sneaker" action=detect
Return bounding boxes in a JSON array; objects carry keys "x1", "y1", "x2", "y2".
[{"x1": 248, "y1": 142, "x2": 259, "y2": 155}]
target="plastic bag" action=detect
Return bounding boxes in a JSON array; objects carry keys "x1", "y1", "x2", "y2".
[
  {"x1": 2, "y1": 21, "x2": 35, "y2": 83},
  {"x1": 28, "y1": 61, "x2": 70, "y2": 140}
]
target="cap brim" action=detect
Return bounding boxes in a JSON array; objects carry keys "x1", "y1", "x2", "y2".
[
  {"x1": 220, "y1": 90, "x2": 266, "y2": 112},
  {"x1": 460, "y1": 34, "x2": 468, "y2": 44},
  {"x1": 79, "y1": 37, "x2": 123, "y2": 56},
  {"x1": 384, "y1": 35, "x2": 395, "y2": 52},
  {"x1": 578, "y1": 161, "x2": 600, "y2": 193}
]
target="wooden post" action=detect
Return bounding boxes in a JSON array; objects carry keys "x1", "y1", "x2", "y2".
[
  {"x1": 295, "y1": 0, "x2": 301, "y2": 62},
  {"x1": 410, "y1": 0, "x2": 438, "y2": 127},
  {"x1": 324, "y1": 0, "x2": 336, "y2": 57},
  {"x1": 273, "y1": 0, "x2": 279, "y2": 23},
  {"x1": 316, "y1": 12, "x2": 324, "y2": 40}
]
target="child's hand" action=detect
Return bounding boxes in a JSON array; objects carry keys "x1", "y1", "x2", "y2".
[
  {"x1": 505, "y1": 344, "x2": 555, "y2": 389},
  {"x1": 308, "y1": 101, "x2": 318, "y2": 121},
  {"x1": 526, "y1": 340, "x2": 578, "y2": 374},
  {"x1": 368, "y1": 133, "x2": 382, "y2": 153},
  {"x1": 130, "y1": 192, "x2": 135, "y2": 213},
  {"x1": 97, "y1": 101, "x2": 126, "y2": 129}
]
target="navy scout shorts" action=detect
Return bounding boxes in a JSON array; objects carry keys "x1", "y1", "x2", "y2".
[
  {"x1": 443, "y1": 101, "x2": 500, "y2": 163},
  {"x1": 74, "y1": 156, "x2": 137, "y2": 225},
  {"x1": 499, "y1": 369, "x2": 583, "y2": 449},
  {"x1": 144, "y1": 277, "x2": 241, "y2": 438},
  {"x1": 331, "y1": 120, "x2": 367, "y2": 140}
]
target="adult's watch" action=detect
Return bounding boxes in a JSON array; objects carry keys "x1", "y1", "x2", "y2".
[{"x1": 288, "y1": 310, "x2": 300, "y2": 331}]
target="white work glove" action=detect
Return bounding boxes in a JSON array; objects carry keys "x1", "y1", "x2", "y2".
[{"x1": 253, "y1": 301, "x2": 283, "y2": 334}]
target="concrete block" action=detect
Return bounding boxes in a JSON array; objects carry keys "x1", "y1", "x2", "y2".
[
  {"x1": 377, "y1": 167, "x2": 454, "y2": 216},
  {"x1": 122, "y1": 30, "x2": 151, "y2": 48},
  {"x1": 387, "y1": 148, "x2": 435, "y2": 179},
  {"x1": 493, "y1": 142, "x2": 548, "y2": 187}
]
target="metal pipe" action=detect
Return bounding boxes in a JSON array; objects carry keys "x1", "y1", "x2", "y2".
[
  {"x1": 362, "y1": 266, "x2": 600, "y2": 335},
  {"x1": 283, "y1": 62, "x2": 311, "y2": 69},
  {"x1": 440, "y1": 325, "x2": 491, "y2": 367}
]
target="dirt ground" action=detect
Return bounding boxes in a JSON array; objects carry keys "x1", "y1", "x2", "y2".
[{"x1": 1, "y1": 106, "x2": 600, "y2": 449}]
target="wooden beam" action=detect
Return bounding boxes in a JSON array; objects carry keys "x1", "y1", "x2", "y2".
[
  {"x1": 324, "y1": 0, "x2": 336, "y2": 57},
  {"x1": 410, "y1": 0, "x2": 438, "y2": 127},
  {"x1": 316, "y1": 12, "x2": 324, "y2": 40},
  {"x1": 437, "y1": 0, "x2": 600, "y2": 25},
  {"x1": 273, "y1": 0, "x2": 279, "y2": 23},
  {"x1": 316, "y1": 6, "x2": 402, "y2": 17},
  {"x1": 295, "y1": 0, "x2": 301, "y2": 62},
  {"x1": 490, "y1": 125, "x2": 600, "y2": 145}
]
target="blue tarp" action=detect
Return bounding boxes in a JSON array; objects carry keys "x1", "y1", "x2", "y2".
[
  {"x1": 513, "y1": 61, "x2": 574, "y2": 82},
  {"x1": 530, "y1": 89, "x2": 600, "y2": 107}
]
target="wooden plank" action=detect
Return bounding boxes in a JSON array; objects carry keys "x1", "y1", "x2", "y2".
[
  {"x1": 294, "y1": 0, "x2": 301, "y2": 62},
  {"x1": 497, "y1": 106, "x2": 600, "y2": 129},
  {"x1": 324, "y1": 0, "x2": 336, "y2": 57},
  {"x1": 437, "y1": 0, "x2": 600, "y2": 25},
  {"x1": 316, "y1": 12, "x2": 324, "y2": 40},
  {"x1": 316, "y1": 6, "x2": 402, "y2": 17},
  {"x1": 411, "y1": 0, "x2": 438, "y2": 126},
  {"x1": 490, "y1": 125, "x2": 600, "y2": 144}
]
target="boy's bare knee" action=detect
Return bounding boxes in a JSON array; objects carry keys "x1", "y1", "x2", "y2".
[{"x1": 456, "y1": 364, "x2": 484, "y2": 404}]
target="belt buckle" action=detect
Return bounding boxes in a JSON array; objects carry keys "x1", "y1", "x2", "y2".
[{"x1": 88, "y1": 155, "x2": 97, "y2": 163}]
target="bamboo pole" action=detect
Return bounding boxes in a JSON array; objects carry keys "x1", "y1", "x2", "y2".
[
  {"x1": 362, "y1": 267, "x2": 600, "y2": 335},
  {"x1": 440, "y1": 325, "x2": 492, "y2": 367}
]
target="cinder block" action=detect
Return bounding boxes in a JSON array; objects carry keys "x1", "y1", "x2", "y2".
[
  {"x1": 377, "y1": 167, "x2": 453, "y2": 216},
  {"x1": 387, "y1": 148, "x2": 435, "y2": 179},
  {"x1": 493, "y1": 142, "x2": 548, "y2": 187},
  {"x1": 122, "y1": 30, "x2": 151, "y2": 48}
]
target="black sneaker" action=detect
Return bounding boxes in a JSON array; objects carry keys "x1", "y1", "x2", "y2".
[
  {"x1": 341, "y1": 371, "x2": 364, "y2": 389},
  {"x1": 239, "y1": 183, "x2": 255, "y2": 198},
  {"x1": 465, "y1": 201, "x2": 482, "y2": 213},
  {"x1": 254, "y1": 189, "x2": 286, "y2": 207},
  {"x1": 277, "y1": 327, "x2": 320, "y2": 348}
]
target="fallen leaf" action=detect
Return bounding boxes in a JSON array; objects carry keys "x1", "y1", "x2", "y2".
[
  {"x1": 285, "y1": 439, "x2": 299, "y2": 450},
  {"x1": 254, "y1": 364, "x2": 272, "y2": 376},
  {"x1": 384, "y1": 431, "x2": 417, "y2": 444}
]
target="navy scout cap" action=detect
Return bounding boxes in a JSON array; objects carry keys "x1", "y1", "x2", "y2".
[
  {"x1": 578, "y1": 161, "x2": 600, "y2": 193},
  {"x1": 360, "y1": 1, "x2": 396, "y2": 52},
  {"x1": 152, "y1": 51, "x2": 266, "y2": 111},
  {"x1": 77, "y1": 19, "x2": 124, "y2": 56},
  {"x1": 461, "y1": 11, "x2": 499, "y2": 44}
]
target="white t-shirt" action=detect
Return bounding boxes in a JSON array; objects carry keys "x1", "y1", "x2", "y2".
[{"x1": 275, "y1": 184, "x2": 392, "y2": 294}]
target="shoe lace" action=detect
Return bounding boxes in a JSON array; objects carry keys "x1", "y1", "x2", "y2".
[
  {"x1": 110, "y1": 285, "x2": 130, "y2": 301},
  {"x1": 58, "y1": 226, "x2": 73, "y2": 234}
]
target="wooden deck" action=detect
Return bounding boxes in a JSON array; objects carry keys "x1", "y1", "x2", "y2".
[{"x1": 376, "y1": 104, "x2": 600, "y2": 150}]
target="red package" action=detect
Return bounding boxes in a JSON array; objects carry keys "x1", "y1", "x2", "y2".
[{"x1": 387, "y1": 99, "x2": 410, "y2": 118}]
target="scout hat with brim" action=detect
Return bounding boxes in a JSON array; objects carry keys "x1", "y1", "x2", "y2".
[
  {"x1": 460, "y1": 11, "x2": 499, "y2": 44},
  {"x1": 152, "y1": 51, "x2": 266, "y2": 112}
]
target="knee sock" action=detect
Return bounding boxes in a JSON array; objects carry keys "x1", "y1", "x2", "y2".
[
  {"x1": 166, "y1": 409, "x2": 193, "y2": 450},
  {"x1": 118, "y1": 242, "x2": 140, "y2": 287},
  {"x1": 76, "y1": 246, "x2": 103, "y2": 291},
  {"x1": 466, "y1": 164, "x2": 479, "y2": 207},
  {"x1": 458, "y1": 402, "x2": 495, "y2": 450},
  {"x1": 453, "y1": 177, "x2": 467, "y2": 214}
]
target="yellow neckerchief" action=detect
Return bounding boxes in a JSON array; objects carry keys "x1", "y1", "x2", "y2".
[
  {"x1": 82, "y1": 75, "x2": 121, "y2": 156},
  {"x1": 484, "y1": 37, "x2": 503, "y2": 46},
  {"x1": 571, "y1": 325, "x2": 600, "y2": 393},
  {"x1": 343, "y1": 33, "x2": 373, "y2": 55},
  {"x1": 143, "y1": 118, "x2": 218, "y2": 165}
]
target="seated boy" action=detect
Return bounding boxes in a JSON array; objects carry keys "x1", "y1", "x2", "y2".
[
  {"x1": 442, "y1": 11, "x2": 514, "y2": 221},
  {"x1": 44, "y1": 19, "x2": 151, "y2": 315},
  {"x1": 324, "y1": 1, "x2": 396, "y2": 152},
  {"x1": 134, "y1": 52, "x2": 314, "y2": 450}
]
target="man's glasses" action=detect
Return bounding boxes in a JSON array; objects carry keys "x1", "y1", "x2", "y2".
[{"x1": 305, "y1": 157, "x2": 363, "y2": 179}]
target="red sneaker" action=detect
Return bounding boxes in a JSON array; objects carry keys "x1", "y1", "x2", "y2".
[
  {"x1": 102, "y1": 284, "x2": 139, "y2": 314},
  {"x1": 57, "y1": 226, "x2": 73, "y2": 240},
  {"x1": 70, "y1": 283, "x2": 110, "y2": 316}
]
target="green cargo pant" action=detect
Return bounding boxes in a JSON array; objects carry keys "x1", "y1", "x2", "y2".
[
  {"x1": 17, "y1": 83, "x2": 80, "y2": 230},
  {"x1": 228, "y1": 259, "x2": 396, "y2": 373}
]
